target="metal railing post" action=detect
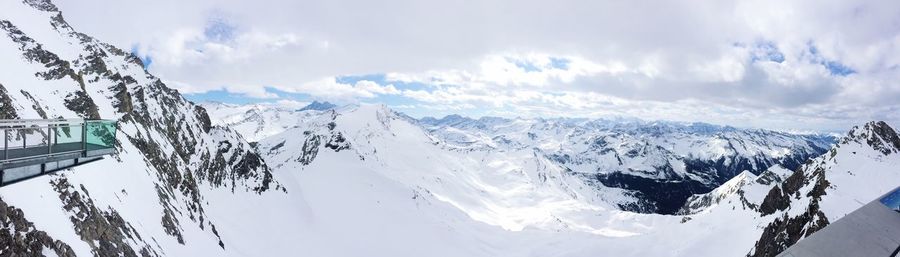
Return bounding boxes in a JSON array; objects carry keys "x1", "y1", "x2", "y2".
[
  {"x1": 22, "y1": 131, "x2": 25, "y2": 149},
  {"x1": 48, "y1": 126, "x2": 52, "y2": 154},
  {"x1": 3, "y1": 129, "x2": 6, "y2": 160},
  {"x1": 82, "y1": 122, "x2": 87, "y2": 156}
]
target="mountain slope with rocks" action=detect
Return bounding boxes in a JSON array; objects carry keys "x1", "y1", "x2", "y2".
[
  {"x1": 250, "y1": 101, "x2": 898, "y2": 257},
  {"x1": 418, "y1": 115, "x2": 834, "y2": 213},
  {"x1": 0, "y1": 1, "x2": 290, "y2": 255},
  {"x1": 0, "y1": 1, "x2": 894, "y2": 257},
  {"x1": 674, "y1": 121, "x2": 900, "y2": 257},
  {"x1": 206, "y1": 103, "x2": 835, "y2": 214},
  {"x1": 200, "y1": 101, "x2": 330, "y2": 142}
]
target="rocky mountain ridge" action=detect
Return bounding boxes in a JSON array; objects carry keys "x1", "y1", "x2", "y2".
[{"x1": 0, "y1": 1, "x2": 280, "y2": 255}]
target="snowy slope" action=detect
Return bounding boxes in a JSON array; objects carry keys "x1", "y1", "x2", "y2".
[
  {"x1": 419, "y1": 115, "x2": 834, "y2": 213},
  {"x1": 1, "y1": 1, "x2": 895, "y2": 257},
  {"x1": 258, "y1": 104, "x2": 648, "y2": 233},
  {"x1": 255, "y1": 103, "x2": 899, "y2": 257},
  {"x1": 215, "y1": 102, "x2": 835, "y2": 214},
  {"x1": 422, "y1": 115, "x2": 832, "y2": 182},
  {"x1": 200, "y1": 101, "x2": 328, "y2": 142},
  {"x1": 674, "y1": 121, "x2": 900, "y2": 257},
  {"x1": 0, "y1": 1, "x2": 286, "y2": 255}
]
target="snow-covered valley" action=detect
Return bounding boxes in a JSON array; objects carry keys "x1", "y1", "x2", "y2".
[{"x1": 0, "y1": 1, "x2": 897, "y2": 256}]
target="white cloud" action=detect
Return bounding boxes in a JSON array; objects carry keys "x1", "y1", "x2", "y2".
[
  {"x1": 269, "y1": 78, "x2": 401, "y2": 101},
  {"x1": 273, "y1": 99, "x2": 309, "y2": 109},
  {"x1": 54, "y1": 0, "x2": 900, "y2": 131}
]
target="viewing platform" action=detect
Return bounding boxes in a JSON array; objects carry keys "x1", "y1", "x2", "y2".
[{"x1": 0, "y1": 119, "x2": 117, "y2": 186}]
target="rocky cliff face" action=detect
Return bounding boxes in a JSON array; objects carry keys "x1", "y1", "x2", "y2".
[
  {"x1": 419, "y1": 115, "x2": 834, "y2": 214},
  {"x1": 670, "y1": 121, "x2": 900, "y2": 257},
  {"x1": 0, "y1": 0, "x2": 280, "y2": 255},
  {"x1": 747, "y1": 121, "x2": 900, "y2": 257},
  {"x1": 209, "y1": 103, "x2": 836, "y2": 215}
]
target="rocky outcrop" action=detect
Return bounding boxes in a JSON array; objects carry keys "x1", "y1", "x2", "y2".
[
  {"x1": 747, "y1": 122, "x2": 900, "y2": 257},
  {"x1": 51, "y1": 177, "x2": 159, "y2": 257},
  {"x1": 748, "y1": 207, "x2": 829, "y2": 257},
  {"x1": 0, "y1": 83, "x2": 18, "y2": 119},
  {"x1": 63, "y1": 90, "x2": 101, "y2": 119},
  {"x1": 0, "y1": 0, "x2": 283, "y2": 255},
  {"x1": 843, "y1": 121, "x2": 900, "y2": 155},
  {"x1": 0, "y1": 196, "x2": 76, "y2": 257}
]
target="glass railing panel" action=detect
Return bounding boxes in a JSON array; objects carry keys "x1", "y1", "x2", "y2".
[
  {"x1": 1, "y1": 119, "x2": 117, "y2": 162},
  {"x1": 53, "y1": 124, "x2": 83, "y2": 145},
  {"x1": 85, "y1": 120, "x2": 117, "y2": 149},
  {"x1": 7, "y1": 127, "x2": 48, "y2": 149}
]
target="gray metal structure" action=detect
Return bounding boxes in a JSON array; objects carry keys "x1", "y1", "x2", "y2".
[
  {"x1": 777, "y1": 186, "x2": 900, "y2": 257},
  {"x1": 0, "y1": 119, "x2": 117, "y2": 186}
]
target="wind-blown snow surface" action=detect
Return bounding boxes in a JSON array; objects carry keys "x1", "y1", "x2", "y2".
[
  {"x1": 0, "y1": 1, "x2": 286, "y2": 255},
  {"x1": 254, "y1": 103, "x2": 900, "y2": 257},
  {"x1": 418, "y1": 115, "x2": 834, "y2": 213},
  {"x1": 210, "y1": 102, "x2": 834, "y2": 213},
  {"x1": 200, "y1": 101, "x2": 326, "y2": 142},
  {"x1": 1, "y1": 1, "x2": 897, "y2": 256}
]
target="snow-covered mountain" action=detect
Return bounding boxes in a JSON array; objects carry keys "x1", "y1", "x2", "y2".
[
  {"x1": 419, "y1": 115, "x2": 835, "y2": 213},
  {"x1": 0, "y1": 1, "x2": 285, "y2": 255},
  {"x1": 200, "y1": 101, "x2": 335, "y2": 142},
  {"x1": 251, "y1": 102, "x2": 899, "y2": 257},
  {"x1": 206, "y1": 103, "x2": 835, "y2": 214},
  {"x1": 1, "y1": 1, "x2": 896, "y2": 257},
  {"x1": 675, "y1": 121, "x2": 900, "y2": 256},
  {"x1": 298, "y1": 101, "x2": 337, "y2": 112}
]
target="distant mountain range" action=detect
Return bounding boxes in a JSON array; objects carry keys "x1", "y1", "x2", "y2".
[
  {"x1": 298, "y1": 101, "x2": 337, "y2": 111},
  {"x1": 208, "y1": 104, "x2": 835, "y2": 213},
  {"x1": 0, "y1": 1, "x2": 896, "y2": 256}
]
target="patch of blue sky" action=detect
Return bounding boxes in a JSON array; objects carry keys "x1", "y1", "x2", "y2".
[
  {"x1": 204, "y1": 18, "x2": 237, "y2": 43},
  {"x1": 507, "y1": 57, "x2": 542, "y2": 72},
  {"x1": 805, "y1": 42, "x2": 856, "y2": 76},
  {"x1": 750, "y1": 41, "x2": 785, "y2": 63},
  {"x1": 549, "y1": 57, "x2": 571, "y2": 69},
  {"x1": 183, "y1": 86, "x2": 313, "y2": 105},
  {"x1": 337, "y1": 73, "x2": 433, "y2": 91},
  {"x1": 336, "y1": 74, "x2": 386, "y2": 84},
  {"x1": 130, "y1": 45, "x2": 152, "y2": 68},
  {"x1": 823, "y1": 60, "x2": 856, "y2": 76}
]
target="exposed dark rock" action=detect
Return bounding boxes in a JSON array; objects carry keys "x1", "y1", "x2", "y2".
[
  {"x1": 748, "y1": 201, "x2": 829, "y2": 257},
  {"x1": 233, "y1": 152, "x2": 273, "y2": 193},
  {"x1": 297, "y1": 134, "x2": 322, "y2": 165},
  {"x1": 268, "y1": 140, "x2": 286, "y2": 154},
  {"x1": 51, "y1": 176, "x2": 160, "y2": 257},
  {"x1": 0, "y1": 0, "x2": 281, "y2": 252},
  {"x1": 588, "y1": 172, "x2": 711, "y2": 214},
  {"x1": 755, "y1": 169, "x2": 785, "y2": 186},
  {"x1": 63, "y1": 90, "x2": 101, "y2": 119},
  {"x1": 195, "y1": 105, "x2": 212, "y2": 133},
  {"x1": 551, "y1": 134, "x2": 827, "y2": 214},
  {"x1": 758, "y1": 167, "x2": 807, "y2": 216},
  {"x1": 19, "y1": 90, "x2": 48, "y2": 119},
  {"x1": 324, "y1": 132, "x2": 350, "y2": 151},
  {"x1": 22, "y1": 0, "x2": 58, "y2": 12},
  {"x1": 0, "y1": 20, "x2": 82, "y2": 83},
  {"x1": 160, "y1": 207, "x2": 184, "y2": 244},
  {"x1": 0, "y1": 196, "x2": 76, "y2": 257},
  {"x1": 749, "y1": 131, "x2": 846, "y2": 257},
  {"x1": 0, "y1": 83, "x2": 19, "y2": 119},
  {"x1": 857, "y1": 121, "x2": 900, "y2": 155}
]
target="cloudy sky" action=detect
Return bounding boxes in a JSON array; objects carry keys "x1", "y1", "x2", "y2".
[{"x1": 56, "y1": 0, "x2": 900, "y2": 132}]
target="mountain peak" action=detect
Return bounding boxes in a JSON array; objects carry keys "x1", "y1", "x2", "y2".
[
  {"x1": 844, "y1": 121, "x2": 900, "y2": 155},
  {"x1": 299, "y1": 101, "x2": 337, "y2": 111}
]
